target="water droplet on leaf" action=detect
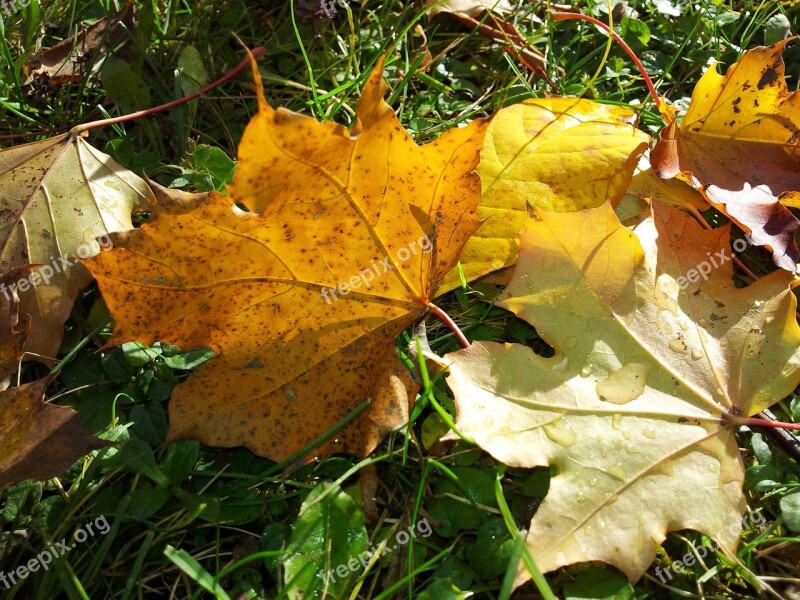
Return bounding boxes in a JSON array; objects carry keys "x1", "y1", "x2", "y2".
[{"x1": 543, "y1": 417, "x2": 577, "y2": 447}]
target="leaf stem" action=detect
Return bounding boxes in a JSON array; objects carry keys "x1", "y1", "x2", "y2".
[
  {"x1": 70, "y1": 47, "x2": 267, "y2": 136},
  {"x1": 728, "y1": 415, "x2": 800, "y2": 431},
  {"x1": 0, "y1": 125, "x2": 72, "y2": 140},
  {"x1": 550, "y1": 11, "x2": 662, "y2": 111},
  {"x1": 686, "y1": 210, "x2": 800, "y2": 462},
  {"x1": 426, "y1": 302, "x2": 470, "y2": 349}
]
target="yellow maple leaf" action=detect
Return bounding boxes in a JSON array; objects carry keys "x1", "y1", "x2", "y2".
[{"x1": 447, "y1": 98, "x2": 648, "y2": 289}]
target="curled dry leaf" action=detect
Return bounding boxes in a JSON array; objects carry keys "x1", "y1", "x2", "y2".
[
  {"x1": 424, "y1": 0, "x2": 547, "y2": 77},
  {"x1": 84, "y1": 58, "x2": 488, "y2": 462},
  {"x1": 442, "y1": 201, "x2": 800, "y2": 583},
  {"x1": 0, "y1": 271, "x2": 109, "y2": 492},
  {"x1": 0, "y1": 131, "x2": 153, "y2": 360},
  {"x1": 24, "y1": 2, "x2": 134, "y2": 87},
  {"x1": 444, "y1": 98, "x2": 648, "y2": 290},
  {"x1": 651, "y1": 40, "x2": 800, "y2": 271},
  {"x1": 0, "y1": 377, "x2": 111, "y2": 492}
]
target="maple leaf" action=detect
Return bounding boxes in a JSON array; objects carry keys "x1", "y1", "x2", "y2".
[
  {"x1": 0, "y1": 131, "x2": 153, "y2": 360},
  {"x1": 445, "y1": 98, "x2": 648, "y2": 289},
  {"x1": 0, "y1": 271, "x2": 109, "y2": 492},
  {"x1": 442, "y1": 201, "x2": 800, "y2": 582},
  {"x1": 651, "y1": 40, "x2": 800, "y2": 271},
  {"x1": 84, "y1": 58, "x2": 488, "y2": 462}
]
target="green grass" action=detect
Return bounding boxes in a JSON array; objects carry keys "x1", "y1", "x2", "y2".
[{"x1": 1, "y1": 0, "x2": 800, "y2": 598}]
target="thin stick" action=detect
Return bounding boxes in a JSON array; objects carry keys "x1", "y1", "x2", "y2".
[
  {"x1": 426, "y1": 302, "x2": 470, "y2": 349},
  {"x1": 447, "y1": 12, "x2": 550, "y2": 82},
  {"x1": 70, "y1": 47, "x2": 267, "y2": 135}
]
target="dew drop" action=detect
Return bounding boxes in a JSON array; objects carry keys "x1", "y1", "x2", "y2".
[
  {"x1": 543, "y1": 418, "x2": 578, "y2": 447},
  {"x1": 576, "y1": 492, "x2": 586, "y2": 503},
  {"x1": 611, "y1": 414, "x2": 623, "y2": 430},
  {"x1": 668, "y1": 338, "x2": 688, "y2": 354},
  {"x1": 552, "y1": 356, "x2": 569, "y2": 372},
  {"x1": 753, "y1": 300, "x2": 765, "y2": 309},
  {"x1": 580, "y1": 363, "x2": 594, "y2": 378},
  {"x1": 588, "y1": 477, "x2": 598, "y2": 488},
  {"x1": 596, "y1": 362, "x2": 650, "y2": 404},
  {"x1": 642, "y1": 428, "x2": 656, "y2": 439},
  {"x1": 608, "y1": 462, "x2": 626, "y2": 481},
  {"x1": 655, "y1": 319, "x2": 672, "y2": 334}
]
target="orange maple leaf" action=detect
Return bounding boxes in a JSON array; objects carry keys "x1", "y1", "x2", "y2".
[{"x1": 84, "y1": 57, "x2": 488, "y2": 463}]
